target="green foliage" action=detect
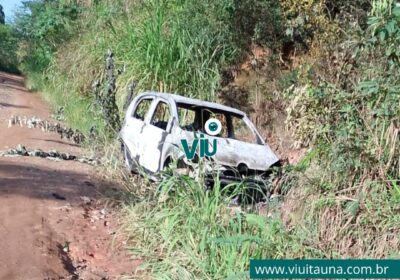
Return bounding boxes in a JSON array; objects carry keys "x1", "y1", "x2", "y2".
[
  {"x1": 287, "y1": 0, "x2": 400, "y2": 186},
  {"x1": 9, "y1": 0, "x2": 400, "y2": 277},
  {"x1": 124, "y1": 175, "x2": 322, "y2": 279},
  {"x1": 283, "y1": 0, "x2": 400, "y2": 258},
  {"x1": 24, "y1": 71, "x2": 106, "y2": 139},
  {"x1": 368, "y1": 0, "x2": 400, "y2": 62},
  {"x1": 282, "y1": 0, "x2": 336, "y2": 48},
  {"x1": 0, "y1": 4, "x2": 18, "y2": 72},
  {"x1": 119, "y1": 0, "x2": 231, "y2": 100},
  {"x1": 0, "y1": 24, "x2": 19, "y2": 73},
  {"x1": 11, "y1": 0, "x2": 100, "y2": 137},
  {"x1": 281, "y1": 0, "x2": 370, "y2": 51},
  {"x1": 14, "y1": 0, "x2": 80, "y2": 73},
  {"x1": 13, "y1": 0, "x2": 286, "y2": 140},
  {"x1": 53, "y1": 0, "x2": 283, "y2": 103}
]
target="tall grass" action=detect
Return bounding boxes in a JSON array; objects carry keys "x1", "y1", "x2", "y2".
[
  {"x1": 122, "y1": 174, "x2": 323, "y2": 279},
  {"x1": 21, "y1": 0, "x2": 243, "y2": 141},
  {"x1": 118, "y1": 0, "x2": 226, "y2": 101},
  {"x1": 17, "y1": 0, "x2": 283, "y2": 137},
  {"x1": 25, "y1": 71, "x2": 106, "y2": 138}
]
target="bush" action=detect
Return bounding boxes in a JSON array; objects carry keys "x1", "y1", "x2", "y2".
[
  {"x1": 283, "y1": 0, "x2": 400, "y2": 258},
  {"x1": 286, "y1": 0, "x2": 400, "y2": 184},
  {"x1": 0, "y1": 24, "x2": 19, "y2": 73},
  {"x1": 14, "y1": 0, "x2": 80, "y2": 73}
]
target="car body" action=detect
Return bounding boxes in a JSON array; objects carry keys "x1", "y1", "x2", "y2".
[{"x1": 120, "y1": 91, "x2": 279, "y2": 182}]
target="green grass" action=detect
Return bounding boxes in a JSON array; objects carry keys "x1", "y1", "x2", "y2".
[
  {"x1": 25, "y1": 71, "x2": 106, "y2": 138},
  {"x1": 121, "y1": 173, "x2": 324, "y2": 279}
]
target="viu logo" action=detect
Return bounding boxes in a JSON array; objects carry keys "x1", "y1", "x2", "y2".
[{"x1": 181, "y1": 118, "x2": 222, "y2": 160}]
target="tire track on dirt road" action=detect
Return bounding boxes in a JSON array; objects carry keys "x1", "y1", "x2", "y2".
[{"x1": 0, "y1": 72, "x2": 138, "y2": 280}]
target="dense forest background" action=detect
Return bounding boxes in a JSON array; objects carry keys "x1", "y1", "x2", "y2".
[{"x1": 0, "y1": 0, "x2": 399, "y2": 279}]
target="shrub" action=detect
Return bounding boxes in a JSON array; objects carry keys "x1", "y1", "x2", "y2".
[
  {"x1": 0, "y1": 24, "x2": 19, "y2": 73},
  {"x1": 283, "y1": 0, "x2": 400, "y2": 258}
]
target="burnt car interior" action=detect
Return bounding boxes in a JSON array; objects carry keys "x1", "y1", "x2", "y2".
[{"x1": 177, "y1": 102, "x2": 261, "y2": 144}]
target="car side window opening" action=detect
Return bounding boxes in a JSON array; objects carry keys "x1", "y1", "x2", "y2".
[
  {"x1": 177, "y1": 105, "x2": 197, "y2": 131},
  {"x1": 133, "y1": 98, "x2": 153, "y2": 121},
  {"x1": 150, "y1": 101, "x2": 171, "y2": 130}
]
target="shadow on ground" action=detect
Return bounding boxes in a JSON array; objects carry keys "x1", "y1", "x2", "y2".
[
  {"x1": 29, "y1": 138, "x2": 81, "y2": 148},
  {"x1": 0, "y1": 161, "x2": 98, "y2": 203},
  {"x1": 0, "y1": 102, "x2": 31, "y2": 109}
]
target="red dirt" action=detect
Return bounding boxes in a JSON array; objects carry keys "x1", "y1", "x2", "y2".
[{"x1": 0, "y1": 72, "x2": 139, "y2": 280}]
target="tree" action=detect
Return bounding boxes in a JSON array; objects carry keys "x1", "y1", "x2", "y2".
[
  {"x1": 0, "y1": 5, "x2": 19, "y2": 73},
  {"x1": 0, "y1": 4, "x2": 5, "y2": 24}
]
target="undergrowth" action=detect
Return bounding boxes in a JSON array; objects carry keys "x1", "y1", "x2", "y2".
[
  {"x1": 122, "y1": 174, "x2": 324, "y2": 280},
  {"x1": 283, "y1": 0, "x2": 400, "y2": 259}
]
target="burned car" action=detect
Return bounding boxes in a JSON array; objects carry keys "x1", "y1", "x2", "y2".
[{"x1": 120, "y1": 91, "x2": 279, "y2": 185}]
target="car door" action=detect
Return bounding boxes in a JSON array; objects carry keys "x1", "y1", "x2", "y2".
[
  {"x1": 123, "y1": 97, "x2": 154, "y2": 160},
  {"x1": 138, "y1": 99, "x2": 173, "y2": 172}
]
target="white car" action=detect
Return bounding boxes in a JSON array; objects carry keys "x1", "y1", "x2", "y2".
[{"x1": 120, "y1": 91, "x2": 279, "y2": 184}]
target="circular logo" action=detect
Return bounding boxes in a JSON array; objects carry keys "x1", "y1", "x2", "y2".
[{"x1": 205, "y1": 118, "x2": 222, "y2": 136}]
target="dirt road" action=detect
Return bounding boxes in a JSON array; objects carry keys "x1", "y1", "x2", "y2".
[{"x1": 0, "y1": 72, "x2": 136, "y2": 280}]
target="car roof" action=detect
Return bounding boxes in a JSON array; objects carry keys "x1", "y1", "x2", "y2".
[{"x1": 139, "y1": 91, "x2": 246, "y2": 116}]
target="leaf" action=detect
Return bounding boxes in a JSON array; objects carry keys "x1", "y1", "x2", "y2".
[
  {"x1": 393, "y1": 6, "x2": 400, "y2": 17},
  {"x1": 385, "y1": 20, "x2": 395, "y2": 35},
  {"x1": 211, "y1": 234, "x2": 262, "y2": 245},
  {"x1": 345, "y1": 200, "x2": 359, "y2": 217},
  {"x1": 379, "y1": 30, "x2": 386, "y2": 42},
  {"x1": 245, "y1": 213, "x2": 266, "y2": 229}
]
